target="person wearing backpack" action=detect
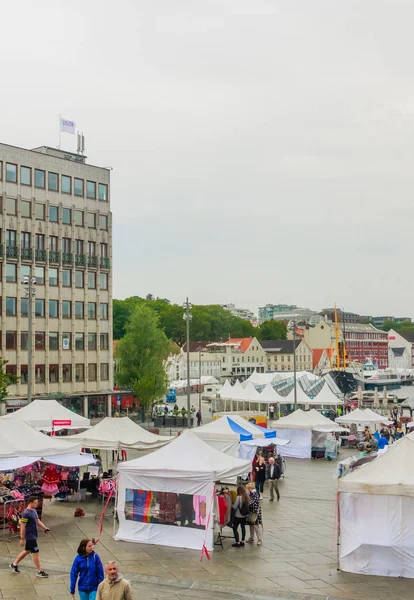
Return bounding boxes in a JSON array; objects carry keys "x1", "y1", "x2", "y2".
[
  {"x1": 70, "y1": 538, "x2": 104, "y2": 600},
  {"x1": 266, "y1": 456, "x2": 281, "y2": 501},
  {"x1": 231, "y1": 485, "x2": 250, "y2": 547}
]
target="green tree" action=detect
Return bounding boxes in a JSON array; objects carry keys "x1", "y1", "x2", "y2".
[
  {"x1": 0, "y1": 359, "x2": 18, "y2": 406},
  {"x1": 115, "y1": 304, "x2": 169, "y2": 414},
  {"x1": 381, "y1": 320, "x2": 397, "y2": 332},
  {"x1": 359, "y1": 318, "x2": 371, "y2": 324},
  {"x1": 257, "y1": 320, "x2": 287, "y2": 341}
]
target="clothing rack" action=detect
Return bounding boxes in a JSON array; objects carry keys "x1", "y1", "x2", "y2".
[{"x1": 214, "y1": 486, "x2": 234, "y2": 549}]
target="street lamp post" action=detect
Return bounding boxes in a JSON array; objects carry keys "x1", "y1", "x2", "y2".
[
  {"x1": 198, "y1": 346, "x2": 203, "y2": 413},
  {"x1": 183, "y1": 298, "x2": 192, "y2": 428},
  {"x1": 23, "y1": 270, "x2": 36, "y2": 402},
  {"x1": 292, "y1": 318, "x2": 297, "y2": 411}
]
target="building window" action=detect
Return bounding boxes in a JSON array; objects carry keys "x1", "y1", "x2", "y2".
[
  {"x1": 88, "y1": 363, "x2": 97, "y2": 381},
  {"x1": 88, "y1": 271, "x2": 96, "y2": 289},
  {"x1": 49, "y1": 364, "x2": 59, "y2": 383},
  {"x1": 100, "y1": 333, "x2": 109, "y2": 350},
  {"x1": 35, "y1": 365, "x2": 45, "y2": 384},
  {"x1": 76, "y1": 364, "x2": 85, "y2": 382},
  {"x1": 7, "y1": 197, "x2": 16, "y2": 215},
  {"x1": 74, "y1": 178, "x2": 84, "y2": 196},
  {"x1": 88, "y1": 302, "x2": 96, "y2": 320},
  {"x1": 62, "y1": 269, "x2": 71, "y2": 287},
  {"x1": 21, "y1": 200, "x2": 31, "y2": 218},
  {"x1": 35, "y1": 299, "x2": 45, "y2": 317},
  {"x1": 48, "y1": 172, "x2": 59, "y2": 191},
  {"x1": 49, "y1": 332, "x2": 58, "y2": 350},
  {"x1": 20, "y1": 364, "x2": 28, "y2": 383},
  {"x1": 75, "y1": 270, "x2": 84, "y2": 288},
  {"x1": 21, "y1": 265, "x2": 30, "y2": 281},
  {"x1": 50, "y1": 235, "x2": 58, "y2": 251},
  {"x1": 75, "y1": 332, "x2": 84, "y2": 351},
  {"x1": 100, "y1": 273, "x2": 108, "y2": 290},
  {"x1": 75, "y1": 239, "x2": 84, "y2": 255},
  {"x1": 62, "y1": 300, "x2": 71, "y2": 318},
  {"x1": 49, "y1": 299, "x2": 58, "y2": 318},
  {"x1": 98, "y1": 183, "x2": 108, "y2": 201},
  {"x1": 21, "y1": 298, "x2": 29, "y2": 317},
  {"x1": 87, "y1": 181, "x2": 96, "y2": 199},
  {"x1": 88, "y1": 241, "x2": 96, "y2": 256},
  {"x1": 49, "y1": 268, "x2": 58, "y2": 286},
  {"x1": 35, "y1": 169, "x2": 45, "y2": 189},
  {"x1": 6, "y1": 264, "x2": 17, "y2": 283},
  {"x1": 62, "y1": 207, "x2": 71, "y2": 224},
  {"x1": 62, "y1": 332, "x2": 71, "y2": 350},
  {"x1": 49, "y1": 205, "x2": 58, "y2": 222},
  {"x1": 100, "y1": 363, "x2": 109, "y2": 380},
  {"x1": 62, "y1": 175, "x2": 71, "y2": 194},
  {"x1": 0, "y1": 161, "x2": 2, "y2": 180},
  {"x1": 5, "y1": 364, "x2": 16, "y2": 378},
  {"x1": 6, "y1": 230, "x2": 16, "y2": 247},
  {"x1": 75, "y1": 210, "x2": 84, "y2": 226},
  {"x1": 88, "y1": 333, "x2": 97, "y2": 351},
  {"x1": 88, "y1": 212, "x2": 96, "y2": 228},
  {"x1": 35, "y1": 203, "x2": 45, "y2": 220},
  {"x1": 6, "y1": 331, "x2": 17, "y2": 350},
  {"x1": 62, "y1": 237, "x2": 71, "y2": 253},
  {"x1": 6, "y1": 163, "x2": 17, "y2": 183},
  {"x1": 6, "y1": 297, "x2": 16, "y2": 316},
  {"x1": 62, "y1": 364, "x2": 72, "y2": 383},
  {"x1": 99, "y1": 214, "x2": 108, "y2": 230},
  {"x1": 34, "y1": 266, "x2": 45, "y2": 285},
  {"x1": 21, "y1": 332, "x2": 28, "y2": 350},
  {"x1": 35, "y1": 332, "x2": 45, "y2": 350},
  {"x1": 100, "y1": 303, "x2": 108, "y2": 320},
  {"x1": 75, "y1": 301, "x2": 84, "y2": 319},
  {"x1": 100, "y1": 243, "x2": 108, "y2": 258},
  {"x1": 21, "y1": 166, "x2": 31, "y2": 186},
  {"x1": 21, "y1": 232, "x2": 31, "y2": 249}
]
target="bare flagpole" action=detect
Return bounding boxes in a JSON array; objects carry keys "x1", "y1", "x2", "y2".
[{"x1": 58, "y1": 114, "x2": 61, "y2": 149}]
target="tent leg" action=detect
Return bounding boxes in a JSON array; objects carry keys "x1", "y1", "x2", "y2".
[
  {"x1": 336, "y1": 493, "x2": 340, "y2": 571},
  {"x1": 113, "y1": 483, "x2": 118, "y2": 538}
]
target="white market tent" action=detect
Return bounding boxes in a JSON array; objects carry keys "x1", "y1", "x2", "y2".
[
  {"x1": 282, "y1": 385, "x2": 312, "y2": 406},
  {"x1": 59, "y1": 417, "x2": 173, "y2": 451},
  {"x1": 310, "y1": 383, "x2": 344, "y2": 406},
  {"x1": 270, "y1": 409, "x2": 343, "y2": 459},
  {"x1": 258, "y1": 382, "x2": 282, "y2": 403},
  {"x1": 338, "y1": 435, "x2": 414, "y2": 577},
  {"x1": 335, "y1": 408, "x2": 386, "y2": 425},
  {"x1": 2, "y1": 399, "x2": 90, "y2": 431},
  {"x1": 243, "y1": 371, "x2": 281, "y2": 386},
  {"x1": 115, "y1": 430, "x2": 251, "y2": 551},
  {"x1": 217, "y1": 380, "x2": 232, "y2": 398}
]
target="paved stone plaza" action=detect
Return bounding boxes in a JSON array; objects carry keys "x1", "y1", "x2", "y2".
[{"x1": 0, "y1": 452, "x2": 410, "y2": 600}]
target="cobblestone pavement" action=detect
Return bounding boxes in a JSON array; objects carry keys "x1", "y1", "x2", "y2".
[{"x1": 0, "y1": 450, "x2": 412, "y2": 600}]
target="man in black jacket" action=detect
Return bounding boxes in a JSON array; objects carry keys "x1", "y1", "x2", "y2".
[{"x1": 266, "y1": 457, "x2": 281, "y2": 501}]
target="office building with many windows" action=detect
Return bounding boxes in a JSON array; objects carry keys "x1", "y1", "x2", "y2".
[{"x1": 0, "y1": 142, "x2": 113, "y2": 417}]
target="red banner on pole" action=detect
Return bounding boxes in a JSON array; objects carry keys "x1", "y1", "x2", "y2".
[{"x1": 52, "y1": 419, "x2": 72, "y2": 426}]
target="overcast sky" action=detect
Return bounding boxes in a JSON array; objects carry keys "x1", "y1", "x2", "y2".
[{"x1": 2, "y1": 1, "x2": 413, "y2": 317}]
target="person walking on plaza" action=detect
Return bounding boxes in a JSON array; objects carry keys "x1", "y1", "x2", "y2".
[
  {"x1": 70, "y1": 538, "x2": 104, "y2": 600},
  {"x1": 10, "y1": 496, "x2": 50, "y2": 577},
  {"x1": 97, "y1": 561, "x2": 133, "y2": 600},
  {"x1": 254, "y1": 456, "x2": 266, "y2": 498},
  {"x1": 196, "y1": 409, "x2": 202, "y2": 426},
  {"x1": 232, "y1": 485, "x2": 250, "y2": 547},
  {"x1": 266, "y1": 456, "x2": 281, "y2": 501},
  {"x1": 246, "y1": 482, "x2": 263, "y2": 545}
]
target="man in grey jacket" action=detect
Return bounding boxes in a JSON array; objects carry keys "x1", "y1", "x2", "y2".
[
  {"x1": 266, "y1": 457, "x2": 281, "y2": 501},
  {"x1": 97, "y1": 562, "x2": 133, "y2": 600}
]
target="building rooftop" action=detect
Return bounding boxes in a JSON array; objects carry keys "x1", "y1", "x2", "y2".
[{"x1": 260, "y1": 340, "x2": 301, "y2": 353}]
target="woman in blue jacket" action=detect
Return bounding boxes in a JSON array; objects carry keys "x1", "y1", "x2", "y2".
[{"x1": 70, "y1": 538, "x2": 104, "y2": 600}]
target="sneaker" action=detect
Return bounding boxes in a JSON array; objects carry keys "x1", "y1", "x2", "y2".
[
  {"x1": 37, "y1": 571, "x2": 49, "y2": 578},
  {"x1": 240, "y1": 541, "x2": 245, "y2": 546},
  {"x1": 232, "y1": 542, "x2": 241, "y2": 547},
  {"x1": 257, "y1": 540, "x2": 262, "y2": 546},
  {"x1": 9, "y1": 563, "x2": 20, "y2": 574},
  {"x1": 247, "y1": 538, "x2": 254, "y2": 544}
]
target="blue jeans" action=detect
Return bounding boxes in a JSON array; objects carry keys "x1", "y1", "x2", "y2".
[
  {"x1": 255, "y1": 481, "x2": 264, "y2": 493},
  {"x1": 79, "y1": 592, "x2": 97, "y2": 600}
]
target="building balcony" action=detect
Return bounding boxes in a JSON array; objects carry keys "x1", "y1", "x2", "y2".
[
  {"x1": 75, "y1": 254, "x2": 87, "y2": 267},
  {"x1": 88, "y1": 255, "x2": 98, "y2": 268},
  {"x1": 0, "y1": 245, "x2": 3, "y2": 257},
  {"x1": 100, "y1": 257, "x2": 110, "y2": 269},
  {"x1": 49, "y1": 250, "x2": 61, "y2": 264},
  {"x1": 21, "y1": 248, "x2": 33, "y2": 261},
  {"x1": 62, "y1": 252, "x2": 73, "y2": 265},
  {"x1": 35, "y1": 249, "x2": 47, "y2": 262},
  {"x1": 6, "y1": 245, "x2": 19, "y2": 259}
]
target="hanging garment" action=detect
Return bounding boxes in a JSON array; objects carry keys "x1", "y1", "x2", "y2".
[
  {"x1": 217, "y1": 495, "x2": 227, "y2": 526},
  {"x1": 132, "y1": 490, "x2": 153, "y2": 523},
  {"x1": 156, "y1": 492, "x2": 178, "y2": 525},
  {"x1": 178, "y1": 494, "x2": 194, "y2": 526},
  {"x1": 193, "y1": 495, "x2": 207, "y2": 526}
]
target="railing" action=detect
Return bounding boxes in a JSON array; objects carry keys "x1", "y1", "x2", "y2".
[
  {"x1": 49, "y1": 250, "x2": 61, "y2": 264},
  {"x1": 100, "y1": 257, "x2": 110, "y2": 269},
  {"x1": 0, "y1": 245, "x2": 3, "y2": 257},
  {"x1": 21, "y1": 248, "x2": 32, "y2": 261},
  {"x1": 62, "y1": 252, "x2": 73, "y2": 265},
  {"x1": 35, "y1": 249, "x2": 47, "y2": 262},
  {"x1": 75, "y1": 254, "x2": 87, "y2": 267},
  {"x1": 6, "y1": 246, "x2": 19, "y2": 259},
  {"x1": 88, "y1": 255, "x2": 98, "y2": 268}
]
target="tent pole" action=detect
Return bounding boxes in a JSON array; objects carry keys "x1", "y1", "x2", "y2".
[
  {"x1": 336, "y1": 492, "x2": 340, "y2": 571},
  {"x1": 113, "y1": 480, "x2": 118, "y2": 538}
]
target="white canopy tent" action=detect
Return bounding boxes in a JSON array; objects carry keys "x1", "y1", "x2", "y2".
[
  {"x1": 339, "y1": 435, "x2": 414, "y2": 577},
  {"x1": 59, "y1": 417, "x2": 173, "y2": 451},
  {"x1": 282, "y1": 385, "x2": 312, "y2": 406},
  {"x1": 310, "y1": 384, "x2": 344, "y2": 406},
  {"x1": 258, "y1": 382, "x2": 283, "y2": 404},
  {"x1": 217, "y1": 380, "x2": 233, "y2": 398},
  {"x1": 242, "y1": 371, "x2": 282, "y2": 387},
  {"x1": 1, "y1": 399, "x2": 90, "y2": 431},
  {"x1": 115, "y1": 430, "x2": 251, "y2": 551},
  {"x1": 335, "y1": 408, "x2": 386, "y2": 425}
]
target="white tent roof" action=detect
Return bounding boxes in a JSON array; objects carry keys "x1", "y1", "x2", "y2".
[
  {"x1": 339, "y1": 436, "x2": 414, "y2": 496},
  {"x1": 58, "y1": 417, "x2": 173, "y2": 450},
  {"x1": 117, "y1": 429, "x2": 252, "y2": 479},
  {"x1": 217, "y1": 380, "x2": 232, "y2": 398},
  {"x1": 243, "y1": 371, "x2": 282, "y2": 386},
  {"x1": 1, "y1": 399, "x2": 90, "y2": 430},
  {"x1": 0, "y1": 418, "x2": 80, "y2": 458},
  {"x1": 309, "y1": 383, "x2": 344, "y2": 406},
  {"x1": 270, "y1": 408, "x2": 342, "y2": 431},
  {"x1": 336, "y1": 408, "x2": 385, "y2": 425},
  {"x1": 283, "y1": 384, "x2": 311, "y2": 405},
  {"x1": 243, "y1": 382, "x2": 263, "y2": 401},
  {"x1": 191, "y1": 415, "x2": 251, "y2": 442},
  {"x1": 258, "y1": 382, "x2": 281, "y2": 403}
]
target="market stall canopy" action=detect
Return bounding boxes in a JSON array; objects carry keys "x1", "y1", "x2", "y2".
[
  {"x1": 0, "y1": 418, "x2": 81, "y2": 458},
  {"x1": 335, "y1": 408, "x2": 385, "y2": 425},
  {"x1": 1, "y1": 399, "x2": 90, "y2": 431},
  {"x1": 282, "y1": 385, "x2": 312, "y2": 406},
  {"x1": 118, "y1": 429, "x2": 252, "y2": 480},
  {"x1": 192, "y1": 415, "x2": 253, "y2": 443},
  {"x1": 258, "y1": 383, "x2": 283, "y2": 403},
  {"x1": 0, "y1": 452, "x2": 96, "y2": 472},
  {"x1": 309, "y1": 383, "x2": 344, "y2": 406},
  {"x1": 59, "y1": 417, "x2": 173, "y2": 451},
  {"x1": 217, "y1": 380, "x2": 233, "y2": 398},
  {"x1": 243, "y1": 371, "x2": 282, "y2": 387},
  {"x1": 270, "y1": 408, "x2": 343, "y2": 431},
  {"x1": 227, "y1": 415, "x2": 277, "y2": 439},
  {"x1": 339, "y1": 436, "x2": 414, "y2": 496}
]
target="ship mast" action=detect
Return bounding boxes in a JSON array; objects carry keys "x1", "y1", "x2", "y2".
[{"x1": 334, "y1": 303, "x2": 341, "y2": 370}]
